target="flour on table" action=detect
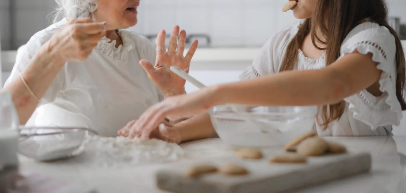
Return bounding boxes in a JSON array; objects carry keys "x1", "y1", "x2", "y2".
[{"x1": 66, "y1": 136, "x2": 184, "y2": 167}]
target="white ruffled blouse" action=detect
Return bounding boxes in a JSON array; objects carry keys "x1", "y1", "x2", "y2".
[
  {"x1": 6, "y1": 19, "x2": 164, "y2": 137},
  {"x1": 240, "y1": 21, "x2": 403, "y2": 136}
]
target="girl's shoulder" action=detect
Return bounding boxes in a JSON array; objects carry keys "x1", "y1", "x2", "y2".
[
  {"x1": 344, "y1": 22, "x2": 395, "y2": 40},
  {"x1": 340, "y1": 22, "x2": 403, "y2": 130},
  {"x1": 341, "y1": 22, "x2": 396, "y2": 53},
  {"x1": 340, "y1": 22, "x2": 397, "y2": 67}
]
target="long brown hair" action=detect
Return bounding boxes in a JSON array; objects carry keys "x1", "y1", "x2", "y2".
[{"x1": 280, "y1": 0, "x2": 406, "y2": 129}]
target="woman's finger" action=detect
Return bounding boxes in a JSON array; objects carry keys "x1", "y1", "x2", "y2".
[
  {"x1": 185, "y1": 39, "x2": 198, "y2": 62},
  {"x1": 156, "y1": 30, "x2": 167, "y2": 56},
  {"x1": 140, "y1": 102, "x2": 183, "y2": 140},
  {"x1": 118, "y1": 119, "x2": 137, "y2": 136},
  {"x1": 144, "y1": 111, "x2": 166, "y2": 134},
  {"x1": 83, "y1": 31, "x2": 106, "y2": 45},
  {"x1": 138, "y1": 110, "x2": 162, "y2": 136},
  {"x1": 139, "y1": 107, "x2": 171, "y2": 140},
  {"x1": 139, "y1": 59, "x2": 159, "y2": 79},
  {"x1": 76, "y1": 22, "x2": 106, "y2": 35},
  {"x1": 73, "y1": 17, "x2": 92, "y2": 23},
  {"x1": 168, "y1": 25, "x2": 180, "y2": 56},
  {"x1": 130, "y1": 107, "x2": 156, "y2": 138},
  {"x1": 177, "y1": 30, "x2": 187, "y2": 58}
]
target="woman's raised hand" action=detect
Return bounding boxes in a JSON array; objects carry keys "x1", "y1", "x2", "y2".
[
  {"x1": 140, "y1": 25, "x2": 199, "y2": 97},
  {"x1": 48, "y1": 18, "x2": 106, "y2": 62}
]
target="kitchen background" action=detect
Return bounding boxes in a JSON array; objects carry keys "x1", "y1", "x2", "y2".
[
  {"x1": 1, "y1": 0, "x2": 406, "y2": 50},
  {"x1": 0, "y1": 0, "x2": 406, "y2": 134}
]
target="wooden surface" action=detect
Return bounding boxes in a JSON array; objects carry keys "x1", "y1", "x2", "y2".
[{"x1": 156, "y1": 152, "x2": 371, "y2": 193}]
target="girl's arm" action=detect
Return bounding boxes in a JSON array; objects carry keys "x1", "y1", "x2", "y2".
[
  {"x1": 129, "y1": 52, "x2": 381, "y2": 139},
  {"x1": 216, "y1": 52, "x2": 381, "y2": 106}
]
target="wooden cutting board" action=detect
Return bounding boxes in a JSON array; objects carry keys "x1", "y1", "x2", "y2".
[{"x1": 156, "y1": 152, "x2": 371, "y2": 193}]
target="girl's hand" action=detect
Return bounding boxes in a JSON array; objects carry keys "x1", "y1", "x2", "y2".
[
  {"x1": 118, "y1": 119, "x2": 181, "y2": 144},
  {"x1": 140, "y1": 25, "x2": 198, "y2": 97},
  {"x1": 126, "y1": 86, "x2": 219, "y2": 140},
  {"x1": 49, "y1": 18, "x2": 106, "y2": 62}
]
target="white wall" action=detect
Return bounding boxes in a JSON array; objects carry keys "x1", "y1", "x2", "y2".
[
  {"x1": 1, "y1": 0, "x2": 405, "y2": 50},
  {"x1": 0, "y1": 0, "x2": 11, "y2": 50},
  {"x1": 128, "y1": 0, "x2": 406, "y2": 47}
]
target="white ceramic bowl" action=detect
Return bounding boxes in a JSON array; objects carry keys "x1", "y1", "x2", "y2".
[{"x1": 209, "y1": 105, "x2": 318, "y2": 147}]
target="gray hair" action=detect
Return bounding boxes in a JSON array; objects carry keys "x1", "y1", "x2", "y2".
[{"x1": 53, "y1": 0, "x2": 99, "y2": 23}]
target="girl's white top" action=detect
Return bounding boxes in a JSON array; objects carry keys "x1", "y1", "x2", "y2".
[
  {"x1": 240, "y1": 21, "x2": 403, "y2": 136},
  {"x1": 5, "y1": 19, "x2": 164, "y2": 137}
]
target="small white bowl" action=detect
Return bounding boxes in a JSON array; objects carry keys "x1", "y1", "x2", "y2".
[{"x1": 209, "y1": 105, "x2": 317, "y2": 147}]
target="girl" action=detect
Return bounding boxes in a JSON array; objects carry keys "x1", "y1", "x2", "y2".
[{"x1": 119, "y1": 0, "x2": 406, "y2": 142}]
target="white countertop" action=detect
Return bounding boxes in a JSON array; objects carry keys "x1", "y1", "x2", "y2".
[{"x1": 18, "y1": 136, "x2": 406, "y2": 193}]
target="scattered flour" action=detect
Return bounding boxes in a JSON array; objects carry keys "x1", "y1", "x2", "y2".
[{"x1": 66, "y1": 136, "x2": 184, "y2": 168}]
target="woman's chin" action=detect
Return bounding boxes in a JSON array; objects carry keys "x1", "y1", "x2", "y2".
[{"x1": 123, "y1": 18, "x2": 138, "y2": 28}]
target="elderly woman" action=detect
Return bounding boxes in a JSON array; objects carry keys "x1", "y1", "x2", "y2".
[{"x1": 1, "y1": 0, "x2": 198, "y2": 136}]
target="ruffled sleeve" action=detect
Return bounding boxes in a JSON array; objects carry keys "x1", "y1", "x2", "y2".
[
  {"x1": 239, "y1": 21, "x2": 301, "y2": 80},
  {"x1": 340, "y1": 22, "x2": 403, "y2": 129}
]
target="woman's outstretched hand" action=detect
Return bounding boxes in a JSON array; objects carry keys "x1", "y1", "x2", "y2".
[
  {"x1": 122, "y1": 86, "x2": 219, "y2": 140},
  {"x1": 49, "y1": 18, "x2": 106, "y2": 63},
  {"x1": 140, "y1": 25, "x2": 199, "y2": 97}
]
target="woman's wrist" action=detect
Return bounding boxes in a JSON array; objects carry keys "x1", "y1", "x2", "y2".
[
  {"x1": 22, "y1": 41, "x2": 66, "y2": 83},
  {"x1": 43, "y1": 38, "x2": 66, "y2": 65},
  {"x1": 163, "y1": 88, "x2": 186, "y2": 98}
]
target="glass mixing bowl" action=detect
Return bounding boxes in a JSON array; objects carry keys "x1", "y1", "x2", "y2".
[
  {"x1": 209, "y1": 105, "x2": 318, "y2": 147},
  {"x1": 18, "y1": 127, "x2": 96, "y2": 161}
]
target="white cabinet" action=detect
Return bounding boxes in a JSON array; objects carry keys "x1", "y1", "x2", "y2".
[{"x1": 185, "y1": 48, "x2": 258, "y2": 93}]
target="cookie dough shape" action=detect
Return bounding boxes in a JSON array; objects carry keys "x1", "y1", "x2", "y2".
[
  {"x1": 185, "y1": 164, "x2": 218, "y2": 177},
  {"x1": 270, "y1": 154, "x2": 307, "y2": 164},
  {"x1": 235, "y1": 148, "x2": 263, "y2": 160},
  {"x1": 297, "y1": 137, "x2": 329, "y2": 157},
  {"x1": 327, "y1": 142, "x2": 347, "y2": 154},
  {"x1": 284, "y1": 131, "x2": 317, "y2": 152},
  {"x1": 219, "y1": 163, "x2": 249, "y2": 176}
]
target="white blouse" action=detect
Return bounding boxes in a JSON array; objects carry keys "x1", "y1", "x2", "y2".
[
  {"x1": 240, "y1": 21, "x2": 403, "y2": 136},
  {"x1": 6, "y1": 19, "x2": 164, "y2": 137}
]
